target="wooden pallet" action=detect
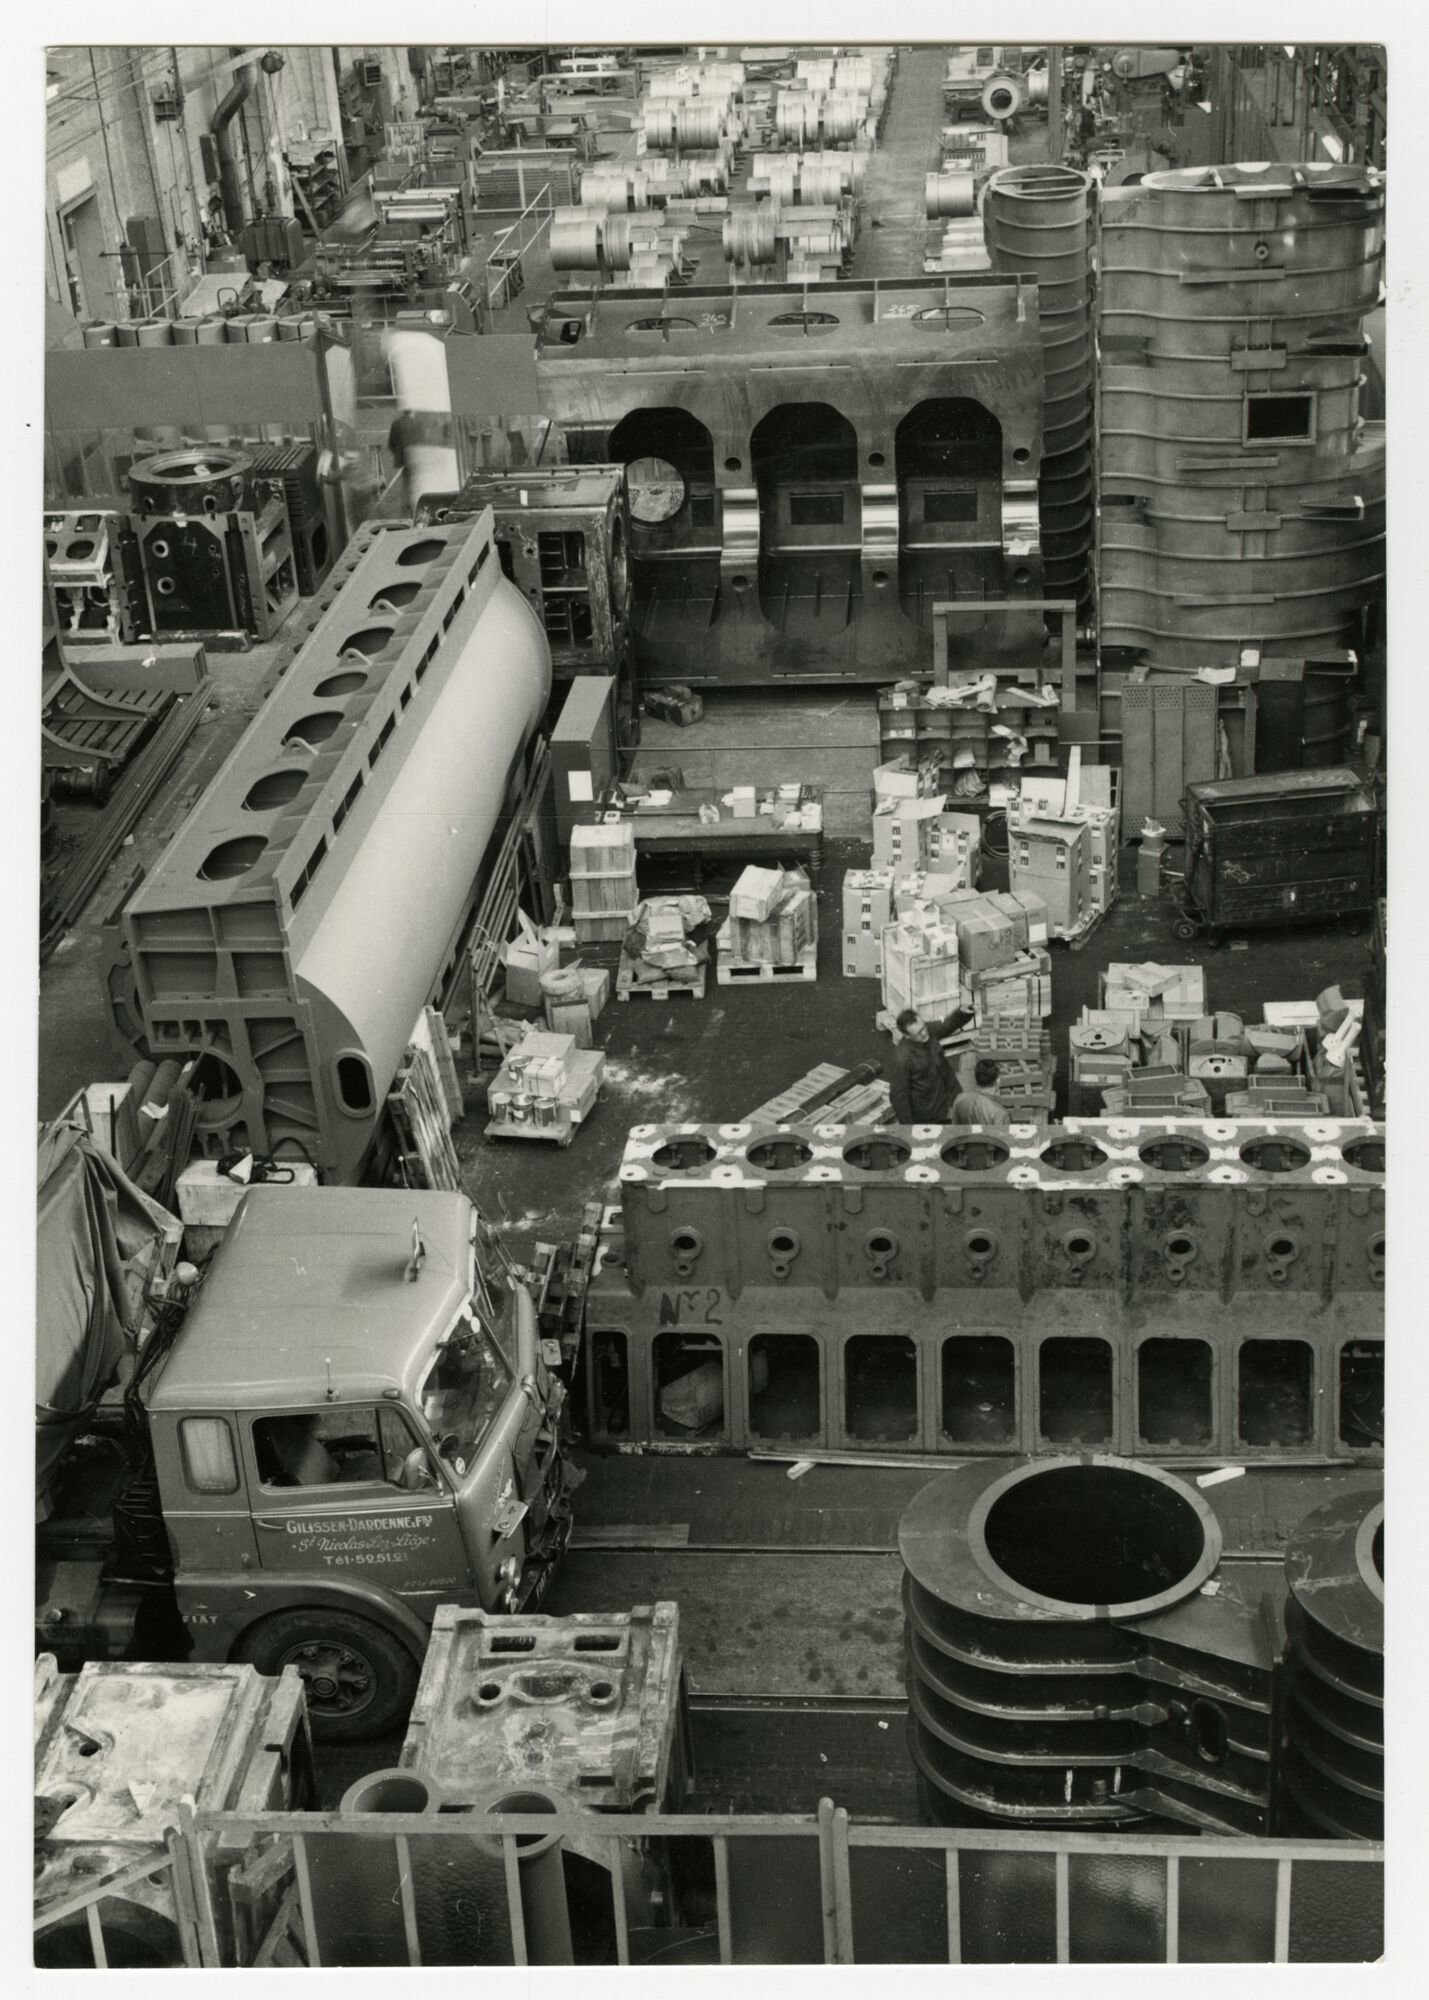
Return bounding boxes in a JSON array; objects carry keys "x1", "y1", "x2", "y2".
[
  {"x1": 486, "y1": 1114, "x2": 580, "y2": 1147},
  {"x1": 717, "y1": 947, "x2": 818, "y2": 986},
  {"x1": 617, "y1": 966, "x2": 708, "y2": 1002}
]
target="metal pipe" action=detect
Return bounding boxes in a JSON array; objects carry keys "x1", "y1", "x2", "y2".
[{"x1": 212, "y1": 63, "x2": 257, "y2": 233}]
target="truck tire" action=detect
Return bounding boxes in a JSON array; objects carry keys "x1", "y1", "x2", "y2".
[{"x1": 237, "y1": 1609, "x2": 419, "y2": 1742}]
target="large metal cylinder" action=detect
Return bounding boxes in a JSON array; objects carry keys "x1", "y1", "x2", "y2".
[
  {"x1": 982, "y1": 72, "x2": 1026, "y2": 121},
  {"x1": 1097, "y1": 163, "x2": 1386, "y2": 668},
  {"x1": 723, "y1": 206, "x2": 779, "y2": 267},
  {"x1": 1280, "y1": 1493, "x2": 1383, "y2": 1839},
  {"x1": 984, "y1": 164, "x2": 1095, "y2": 609},
  {"x1": 384, "y1": 327, "x2": 459, "y2": 505},
  {"x1": 549, "y1": 207, "x2": 605, "y2": 271},
  {"x1": 127, "y1": 444, "x2": 252, "y2": 516},
  {"x1": 900, "y1": 1456, "x2": 1276, "y2": 1833},
  {"x1": 926, "y1": 170, "x2": 976, "y2": 219}
]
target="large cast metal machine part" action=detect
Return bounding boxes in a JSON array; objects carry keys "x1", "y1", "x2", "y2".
[
  {"x1": 34, "y1": 1654, "x2": 310, "y2": 1967},
  {"x1": 583, "y1": 1117, "x2": 1384, "y2": 1459},
  {"x1": 1097, "y1": 163, "x2": 1385, "y2": 670},
  {"x1": 115, "y1": 515, "x2": 551, "y2": 1181},
  {"x1": 983, "y1": 166, "x2": 1095, "y2": 614},
  {"x1": 127, "y1": 446, "x2": 299, "y2": 642},
  {"x1": 414, "y1": 466, "x2": 636, "y2": 734},
  {"x1": 899, "y1": 1456, "x2": 1278, "y2": 1832},
  {"x1": 533, "y1": 275, "x2": 1046, "y2": 687},
  {"x1": 1278, "y1": 1491, "x2": 1383, "y2": 1838}
]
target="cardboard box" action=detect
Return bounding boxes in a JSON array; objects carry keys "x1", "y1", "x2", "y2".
[
  {"x1": 871, "y1": 797, "x2": 945, "y2": 872},
  {"x1": 984, "y1": 891, "x2": 1030, "y2": 951},
  {"x1": 731, "y1": 887, "x2": 817, "y2": 964},
  {"x1": 842, "y1": 867, "x2": 896, "y2": 934},
  {"x1": 928, "y1": 811, "x2": 982, "y2": 873},
  {"x1": 894, "y1": 870, "x2": 971, "y2": 917},
  {"x1": 843, "y1": 929, "x2": 883, "y2": 979},
  {"x1": 503, "y1": 912, "x2": 559, "y2": 1006},
  {"x1": 579, "y1": 966, "x2": 611, "y2": 1019},
  {"x1": 1006, "y1": 889, "x2": 1049, "y2": 946},
  {"x1": 873, "y1": 759, "x2": 925, "y2": 798},
  {"x1": 956, "y1": 907, "x2": 1019, "y2": 975},
  {"x1": 730, "y1": 786, "x2": 758, "y2": 820},
  {"x1": 544, "y1": 997, "x2": 594, "y2": 1047},
  {"x1": 881, "y1": 922, "x2": 959, "y2": 1013},
  {"x1": 730, "y1": 864, "x2": 785, "y2": 922}
]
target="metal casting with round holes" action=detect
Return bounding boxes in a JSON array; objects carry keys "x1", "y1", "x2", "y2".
[
  {"x1": 1139, "y1": 1135, "x2": 1210, "y2": 1172},
  {"x1": 243, "y1": 769, "x2": 307, "y2": 812},
  {"x1": 767, "y1": 1227, "x2": 801, "y2": 1277},
  {"x1": 843, "y1": 1135, "x2": 911, "y2": 1172},
  {"x1": 941, "y1": 1135, "x2": 1010, "y2": 1171},
  {"x1": 669, "y1": 1226, "x2": 704, "y2": 1274},
  {"x1": 283, "y1": 712, "x2": 342, "y2": 747},
  {"x1": 339, "y1": 627, "x2": 395, "y2": 658},
  {"x1": 396, "y1": 539, "x2": 446, "y2": 565},
  {"x1": 627, "y1": 315, "x2": 699, "y2": 333},
  {"x1": 653, "y1": 1136, "x2": 718, "y2": 1171},
  {"x1": 974, "y1": 1460, "x2": 1220, "y2": 1618},
  {"x1": 768, "y1": 310, "x2": 840, "y2": 331},
  {"x1": 370, "y1": 581, "x2": 422, "y2": 610},
  {"x1": 1240, "y1": 1136, "x2": 1310, "y2": 1174},
  {"x1": 1063, "y1": 1229, "x2": 1096, "y2": 1261},
  {"x1": 747, "y1": 1136, "x2": 813, "y2": 1171},
  {"x1": 314, "y1": 670, "x2": 367, "y2": 698},
  {"x1": 1040, "y1": 1137, "x2": 1107, "y2": 1172},
  {"x1": 913, "y1": 305, "x2": 986, "y2": 328},
  {"x1": 1342, "y1": 1136, "x2": 1384, "y2": 1174},
  {"x1": 199, "y1": 836, "x2": 267, "y2": 881}
]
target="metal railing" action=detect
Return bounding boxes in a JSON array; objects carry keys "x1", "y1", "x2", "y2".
[
  {"x1": 482, "y1": 182, "x2": 557, "y2": 310},
  {"x1": 39, "y1": 1798, "x2": 1382, "y2": 1967}
]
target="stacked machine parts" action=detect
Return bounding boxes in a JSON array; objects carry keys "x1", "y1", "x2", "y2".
[{"x1": 126, "y1": 447, "x2": 298, "y2": 643}]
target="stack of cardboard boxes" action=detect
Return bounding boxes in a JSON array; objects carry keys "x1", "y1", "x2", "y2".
[
  {"x1": 486, "y1": 1027, "x2": 606, "y2": 1142},
  {"x1": 619, "y1": 895, "x2": 713, "y2": 996},
  {"x1": 1007, "y1": 771, "x2": 1121, "y2": 937},
  {"x1": 718, "y1": 865, "x2": 818, "y2": 977}
]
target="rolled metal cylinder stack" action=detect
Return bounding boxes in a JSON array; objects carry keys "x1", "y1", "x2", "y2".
[
  {"x1": 899, "y1": 1455, "x2": 1277, "y2": 1833},
  {"x1": 1096, "y1": 163, "x2": 1386, "y2": 669},
  {"x1": 984, "y1": 164, "x2": 1096, "y2": 611},
  {"x1": 1279, "y1": 1492, "x2": 1383, "y2": 1838}
]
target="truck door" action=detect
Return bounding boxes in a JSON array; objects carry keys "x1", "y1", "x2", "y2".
[
  {"x1": 242, "y1": 1404, "x2": 473, "y2": 1621},
  {"x1": 153, "y1": 1412, "x2": 260, "y2": 1574}
]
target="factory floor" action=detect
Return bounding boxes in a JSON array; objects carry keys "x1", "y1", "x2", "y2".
[{"x1": 37, "y1": 650, "x2": 1375, "y2": 1816}]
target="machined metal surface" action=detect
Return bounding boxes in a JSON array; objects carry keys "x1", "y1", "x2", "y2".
[
  {"x1": 898, "y1": 1456, "x2": 1277, "y2": 1832},
  {"x1": 117, "y1": 516, "x2": 551, "y2": 1181},
  {"x1": 1279, "y1": 1490, "x2": 1383, "y2": 1838},
  {"x1": 1097, "y1": 163, "x2": 1386, "y2": 668},
  {"x1": 584, "y1": 1117, "x2": 1384, "y2": 1459},
  {"x1": 534, "y1": 274, "x2": 1045, "y2": 686}
]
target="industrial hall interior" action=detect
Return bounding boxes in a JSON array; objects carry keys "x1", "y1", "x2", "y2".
[{"x1": 36, "y1": 32, "x2": 1390, "y2": 1971}]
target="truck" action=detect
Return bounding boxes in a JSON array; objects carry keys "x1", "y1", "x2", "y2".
[{"x1": 36, "y1": 1185, "x2": 576, "y2": 1740}]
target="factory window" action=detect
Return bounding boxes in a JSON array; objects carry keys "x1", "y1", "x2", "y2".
[
  {"x1": 843, "y1": 1334, "x2": 919, "y2": 1445},
  {"x1": 925, "y1": 488, "x2": 979, "y2": 524},
  {"x1": 748, "y1": 1334, "x2": 822, "y2": 1442},
  {"x1": 789, "y1": 491, "x2": 845, "y2": 527},
  {"x1": 590, "y1": 1329, "x2": 630, "y2": 1438},
  {"x1": 1244, "y1": 394, "x2": 1316, "y2": 443},
  {"x1": 1338, "y1": 1341, "x2": 1384, "y2": 1448},
  {"x1": 335, "y1": 1052, "x2": 374, "y2": 1115},
  {"x1": 654, "y1": 1333, "x2": 727, "y2": 1440},
  {"x1": 180, "y1": 1417, "x2": 239, "y2": 1495},
  {"x1": 1038, "y1": 1337, "x2": 1114, "y2": 1444},
  {"x1": 1137, "y1": 1339, "x2": 1214, "y2": 1448},
  {"x1": 1237, "y1": 1340, "x2": 1314, "y2": 1446},
  {"x1": 941, "y1": 1335, "x2": 1016, "y2": 1445}
]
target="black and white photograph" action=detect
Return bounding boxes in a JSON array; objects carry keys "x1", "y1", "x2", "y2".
[{"x1": 23, "y1": 4, "x2": 1409, "y2": 1974}]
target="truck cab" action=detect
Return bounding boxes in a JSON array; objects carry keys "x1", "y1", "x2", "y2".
[{"x1": 61, "y1": 1187, "x2": 573, "y2": 1739}]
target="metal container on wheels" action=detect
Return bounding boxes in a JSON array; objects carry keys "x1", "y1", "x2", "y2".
[
  {"x1": 984, "y1": 165, "x2": 1095, "y2": 612},
  {"x1": 1175, "y1": 768, "x2": 1380, "y2": 943}
]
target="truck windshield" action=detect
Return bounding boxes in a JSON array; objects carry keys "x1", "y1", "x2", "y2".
[{"x1": 419, "y1": 1318, "x2": 513, "y2": 1475}]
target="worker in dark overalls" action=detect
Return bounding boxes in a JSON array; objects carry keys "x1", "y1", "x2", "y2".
[{"x1": 889, "y1": 1007, "x2": 967, "y2": 1125}]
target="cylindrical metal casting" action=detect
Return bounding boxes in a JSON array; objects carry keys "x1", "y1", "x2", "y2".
[
  {"x1": 1280, "y1": 1492, "x2": 1384, "y2": 1839},
  {"x1": 899, "y1": 1455, "x2": 1272, "y2": 1831},
  {"x1": 471, "y1": 1787, "x2": 576, "y2": 1965},
  {"x1": 985, "y1": 164, "x2": 1095, "y2": 608},
  {"x1": 926, "y1": 170, "x2": 976, "y2": 219},
  {"x1": 127, "y1": 445, "x2": 253, "y2": 516}
]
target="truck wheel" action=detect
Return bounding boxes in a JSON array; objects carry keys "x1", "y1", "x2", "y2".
[
  {"x1": 238, "y1": 1610, "x2": 419, "y2": 1741},
  {"x1": 1172, "y1": 918, "x2": 1199, "y2": 943}
]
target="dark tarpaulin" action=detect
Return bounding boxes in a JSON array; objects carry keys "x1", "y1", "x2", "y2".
[{"x1": 36, "y1": 1123, "x2": 177, "y2": 1507}]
